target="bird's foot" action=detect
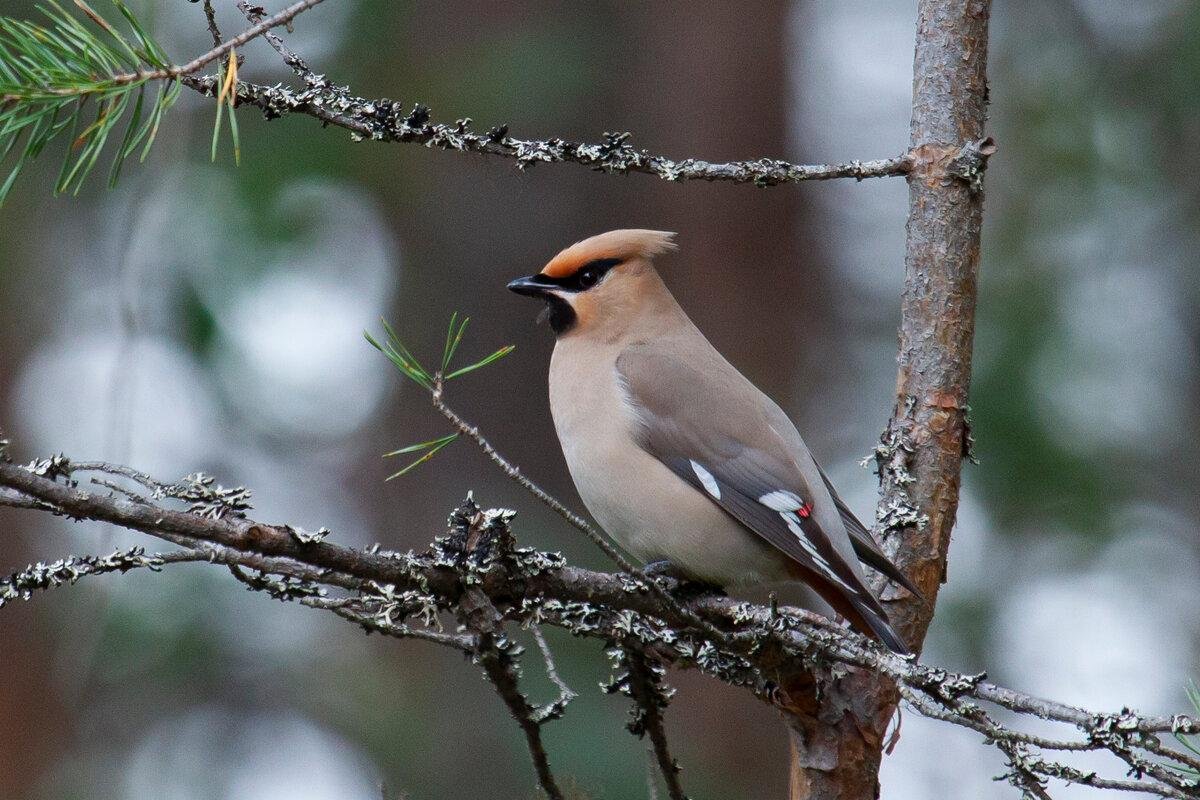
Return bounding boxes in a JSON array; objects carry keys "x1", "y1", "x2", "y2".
[
  {"x1": 641, "y1": 560, "x2": 726, "y2": 599},
  {"x1": 642, "y1": 559, "x2": 681, "y2": 579}
]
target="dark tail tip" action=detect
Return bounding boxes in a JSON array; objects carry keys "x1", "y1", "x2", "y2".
[
  {"x1": 871, "y1": 617, "x2": 911, "y2": 656},
  {"x1": 853, "y1": 598, "x2": 911, "y2": 656}
]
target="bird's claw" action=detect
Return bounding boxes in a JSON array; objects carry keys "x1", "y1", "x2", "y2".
[
  {"x1": 641, "y1": 560, "x2": 726, "y2": 598},
  {"x1": 642, "y1": 559, "x2": 679, "y2": 579}
]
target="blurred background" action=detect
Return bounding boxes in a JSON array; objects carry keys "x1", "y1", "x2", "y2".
[{"x1": 1, "y1": 1, "x2": 1198, "y2": 797}]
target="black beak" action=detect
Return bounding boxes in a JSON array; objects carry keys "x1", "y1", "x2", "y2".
[{"x1": 507, "y1": 274, "x2": 557, "y2": 298}]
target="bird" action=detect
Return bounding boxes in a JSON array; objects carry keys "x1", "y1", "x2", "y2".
[{"x1": 507, "y1": 229, "x2": 919, "y2": 654}]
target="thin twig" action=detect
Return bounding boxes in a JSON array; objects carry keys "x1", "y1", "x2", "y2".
[
  {"x1": 234, "y1": 0, "x2": 313, "y2": 78},
  {"x1": 201, "y1": 0, "x2": 222, "y2": 48},
  {"x1": 224, "y1": 564, "x2": 471, "y2": 651},
  {"x1": 624, "y1": 648, "x2": 688, "y2": 800},
  {"x1": 531, "y1": 627, "x2": 577, "y2": 723},
  {"x1": 460, "y1": 588, "x2": 564, "y2": 800},
  {"x1": 0, "y1": 486, "x2": 59, "y2": 512},
  {"x1": 51, "y1": 0, "x2": 327, "y2": 93},
  {"x1": 170, "y1": 0, "x2": 326, "y2": 78},
  {"x1": 72, "y1": 460, "x2": 168, "y2": 491},
  {"x1": 0, "y1": 546, "x2": 207, "y2": 609},
  {"x1": 899, "y1": 684, "x2": 1196, "y2": 799},
  {"x1": 89, "y1": 476, "x2": 151, "y2": 504},
  {"x1": 323, "y1": 602, "x2": 470, "y2": 650},
  {"x1": 184, "y1": 70, "x2": 913, "y2": 187}
]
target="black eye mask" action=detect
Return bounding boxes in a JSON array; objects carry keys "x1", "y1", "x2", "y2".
[
  {"x1": 541, "y1": 257, "x2": 623, "y2": 293},
  {"x1": 509, "y1": 257, "x2": 625, "y2": 335}
]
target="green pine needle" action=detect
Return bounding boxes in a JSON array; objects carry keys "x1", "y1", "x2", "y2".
[
  {"x1": 441, "y1": 311, "x2": 469, "y2": 373},
  {"x1": 0, "y1": 1, "x2": 186, "y2": 204},
  {"x1": 364, "y1": 324, "x2": 434, "y2": 391},
  {"x1": 210, "y1": 47, "x2": 240, "y2": 166},
  {"x1": 384, "y1": 433, "x2": 459, "y2": 480},
  {"x1": 384, "y1": 433, "x2": 461, "y2": 457},
  {"x1": 368, "y1": 314, "x2": 515, "y2": 478},
  {"x1": 444, "y1": 344, "x2": 515, "y2": 380}
]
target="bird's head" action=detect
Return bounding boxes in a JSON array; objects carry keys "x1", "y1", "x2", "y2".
[{"x1": 507, "y1": 229, "x2": 677, "y2": 336}]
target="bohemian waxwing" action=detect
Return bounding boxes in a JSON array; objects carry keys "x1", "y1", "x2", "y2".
[{"x1": 507, "y1": 229, "x2": 918, "y2": 654}]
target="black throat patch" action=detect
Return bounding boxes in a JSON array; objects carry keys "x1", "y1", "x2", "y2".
[
  {"x1": 534, "y1": 257, "x2": 623, "y2": 335},
  {"x1": 542, "y1": 295, "x2": 577, "y2": 335}
]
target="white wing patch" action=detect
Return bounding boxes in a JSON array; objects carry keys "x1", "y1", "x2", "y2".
[
  {"x1": 758, "y1": 490, "x2": 804, "y2": 512},
  {"x1": 782, "y1": 514, "x2": 856, "y2": 593},
  {"x1": 689, "y1": 460, "x2": 721, "y2": 500}
]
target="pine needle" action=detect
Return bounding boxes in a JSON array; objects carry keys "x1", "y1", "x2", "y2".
[
  {"x1": 368, "y1": 314, "x2": 515, "y2": 477},
  {"x1": 0, "y1": 1, "x2": 177, "y2": 203}
]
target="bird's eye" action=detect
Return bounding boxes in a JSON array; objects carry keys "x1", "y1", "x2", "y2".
[{"x1": 569, "y1": 258, "x2": 622, "y2": 291}]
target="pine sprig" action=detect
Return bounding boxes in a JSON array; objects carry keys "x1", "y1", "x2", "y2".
[
  {"x1": 210, "y1": 46, "x2": 240, "y2": 166},
  {"x1": 0, "y1": 1, "x2": 188, "y2": 203},
  {"x1": 382, "y1": 433, "x2": 460, "y2": 481},
  {"x1": 366, "y1": 314, "x2": 515, "y2": 478}
]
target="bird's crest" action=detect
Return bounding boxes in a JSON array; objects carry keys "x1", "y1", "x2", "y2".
[{"x1": 542, "y1": 229, "x2": 677, "y2": 278}]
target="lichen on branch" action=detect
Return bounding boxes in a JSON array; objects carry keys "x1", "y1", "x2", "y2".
[{"x1": 1, "y1": 453, "x2": 1197, "y2": 799}]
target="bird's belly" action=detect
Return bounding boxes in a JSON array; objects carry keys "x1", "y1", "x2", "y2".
[
  {"x1": 548, "y1": 345, "x2": 790, "y2": 588},
  {"x1": 563, "y1": 437, "x2": 792, "y2": 587}
]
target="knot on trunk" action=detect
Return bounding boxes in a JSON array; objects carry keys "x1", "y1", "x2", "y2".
[{"x1": 908, "y1": 136, "x2": 996, "y2": 193}]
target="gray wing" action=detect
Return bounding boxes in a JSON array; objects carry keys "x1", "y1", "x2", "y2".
[
  {"x1": 616, "y1": 344, "x2": 907, "y2": 652},
  {"x1": 814, "y1": 464, "x2": 923, "y2": 598}
]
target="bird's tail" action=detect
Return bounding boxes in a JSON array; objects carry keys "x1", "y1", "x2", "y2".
[
  {"x1": 842, "y1": 594, "x2": 910, "y2": 656},
  {"x1": 796, "y1": 563, "x2": 912, "y2": 655}
]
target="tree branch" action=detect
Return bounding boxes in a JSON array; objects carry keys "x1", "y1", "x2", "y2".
[
  {"x1": 616, "y1": 647, "x2": 688, "y2": 800},
  {"x1": 530, "y1": 627, "x2": 577, "y2": 723},
  {"x1": 201, "y1": 0, "x2": 222, "y2": 48},
  {"x1": 459, "y1": 585, "x2": 564, "y2": 800},
  {"x1": 187, "y1": 69, "x2": 914, "y2": 186},
  {"x1": 234, "y1": 0, "x2": 314, "y2": 79},
  {"x1": 175, "y1": 12, "x2": 915, "y2": 188},
  {"x1": 429, "y1": 380, "x2": 734, "y2": 649},
  {"x1": 99, "y1": 0, "x2": 327, "y2": 88},
  {"x1": 0, "y1": 0, "x2": 921, "y2": 206},
  {"x1": 1, "y1": 545, "x2": 204, "y2": 607},
  {"x1": 2, "y1": 454, "x2": 1198, "y2": 798}
]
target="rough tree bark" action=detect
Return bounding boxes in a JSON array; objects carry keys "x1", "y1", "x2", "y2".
[{"x1": 785, "y1": 1, "x2": 993, "y2": 797}]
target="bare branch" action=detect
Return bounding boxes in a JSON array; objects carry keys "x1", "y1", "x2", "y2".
[
  {"x1": 225, "y1": 563, "x2": 472, "y2": 651},
  {"x1": 459, "y1": 587, "x2": 564, "y2": 800},
  {"x1": 29, "y1": 0, "x2": 327, "y2": 97},
  {"x1": 173, "y1": 18, "x2": 914, "y2": 188},
  {"x1": 530, "y1": 627, "x2": 577, "y2": 724},
  {"x1": 614, "y1": 648, "x2": 688, "y2": 800},
  {"x1": 201, "y1": 0, "x2": 222, "y2": 48},
  {"x1": 2, "y1": 455, "x2": 1199, "y2": 798},
  {"x1": 235, "y1": 0, "x2": 313, "y2": 79},
  {"x1": 0, "y1": 546, "x2": 206, "y2": 608},
  {"x1": 0, "y1": 486, "x2": 58, "y2": 512},
  {"x1": 166, "y1": 0, "x2": 328, "y2": 83},
  {"x1": 185, "y1": 70, "x2": 914, "y2": 187}
]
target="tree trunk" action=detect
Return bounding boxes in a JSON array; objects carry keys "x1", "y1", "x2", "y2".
[{"x1": 786, "y1": 1, "x2": 992, "y2": 797}]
